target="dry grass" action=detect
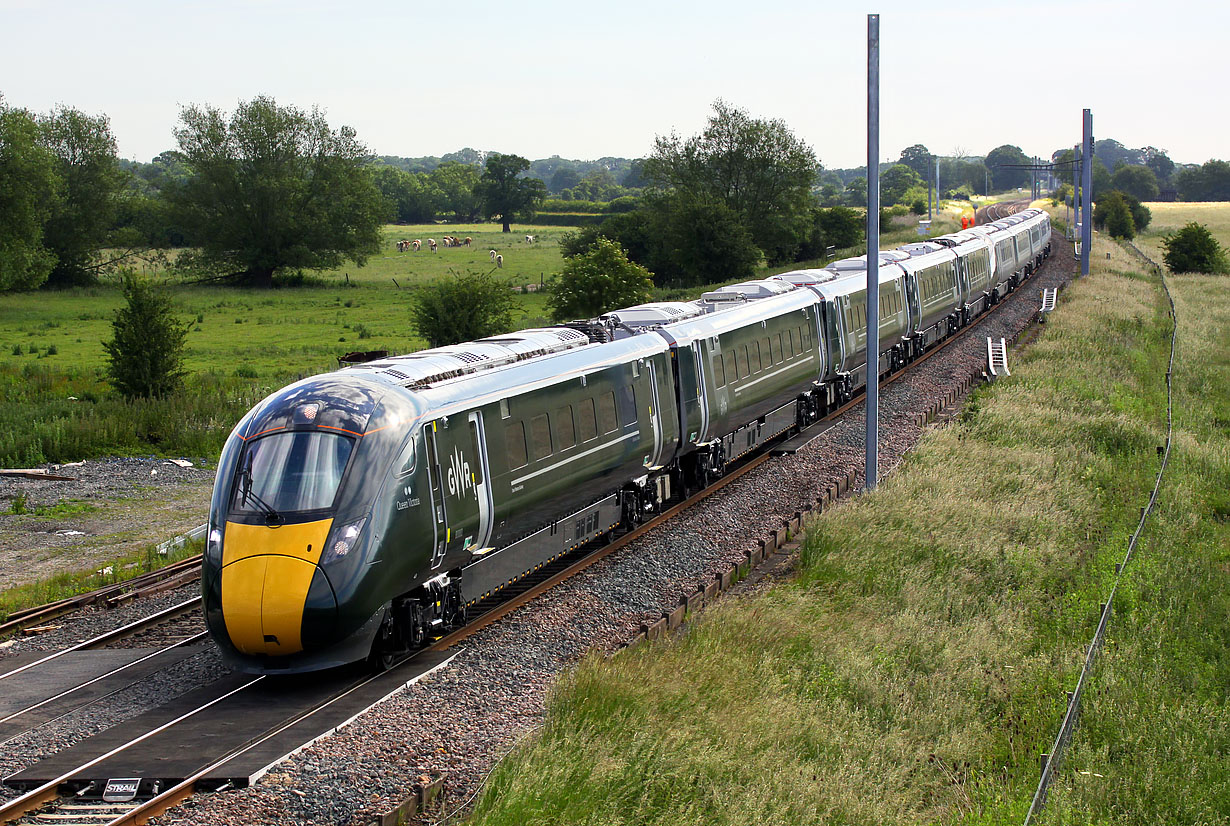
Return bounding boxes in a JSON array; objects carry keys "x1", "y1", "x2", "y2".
[
  {"x1": 1136, "y1": 201, "x2": 1230, "y2": 262},
  {"x1": 464, "y1": 232, "x2": 1211, "y2": 824}
]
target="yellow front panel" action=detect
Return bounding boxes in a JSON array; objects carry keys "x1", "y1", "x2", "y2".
[
  {"x1": 221, "y1": 556, "x2": 268, "y2": 654},
  {"x1": 221, "y1": 519, "x2": 333, "y2": 656}
]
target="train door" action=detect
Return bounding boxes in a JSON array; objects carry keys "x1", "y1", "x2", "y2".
[
  {"x1": 423, "y1": 422, "x2": 448, "y2": 569},
  {"x1": 426, "y1": 414, "x2": 488, "y2": 565},
  {"x1": 694, "y1": 347, "x2": 710, "y2": 442},
  {"x1": 646, "y1": 360, "x2": 663, "y2": 467}
]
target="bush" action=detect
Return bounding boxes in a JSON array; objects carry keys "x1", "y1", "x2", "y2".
[
  {"x1": 547, "y1": 237, "x2": 654, "y2": 322},
  {"x1": 1161, "y1": 222, "x2": 1230, "y2": 274},
  {"x1": 1104, "y1": 197, "x2": 1136, "y2": 240},
  {"x1": 409, "y1": 269, "x2": 516, "y2": 347},
  {"x1": 102, "y1": 274, "x2": 190, "y2": 399}
]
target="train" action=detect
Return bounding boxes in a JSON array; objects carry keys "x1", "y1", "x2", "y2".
[{"x1": 202, "y1": 208, "x2": 1051, "y2": 673}]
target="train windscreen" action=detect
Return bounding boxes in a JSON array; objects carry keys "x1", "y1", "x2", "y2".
[{"x1": 232, "y1": 432, "x2": 354, "y2": 515}]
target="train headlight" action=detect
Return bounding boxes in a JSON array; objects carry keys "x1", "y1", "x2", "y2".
[
  {"x1": 321, "y1": 517, "x2": 367, "y2": 566},
  {"x1": 206, "y1": 523, "x2": 224, "y2": 565}
]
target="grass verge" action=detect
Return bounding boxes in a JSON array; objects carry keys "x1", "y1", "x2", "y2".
[{"x1": 463, "y1": 238, "x2": 1227, "y2": 824}]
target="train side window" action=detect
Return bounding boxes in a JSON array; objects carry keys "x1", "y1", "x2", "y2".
[
  {"x1": 749, "y1": 341, "x2": 761, "y2": 373},
  {"x1": 397, "y1": 437, "x2": 416, "y2": 477},
  {"x1": 771, "y1": 334, "x2": 782, "y2": 364},
  {"x1": 555, "y1": 405, "x2": 576, "y2": 450},
  {"x1": 506, "y1": 421, "x2": 528, "y2": 469},
  {"x1": 803, "y1": 323, "x2": 812, "y2": 350},
  {"x1": 760, "y1": 337, "x2": 771, "y2": 367},
  {"x1": 530, "y1": 413, "x2": 552, "y2": 461},
  {"x1": 577, "y1": 398, "x2": 597, "y2": 442},
  {"x1": 712, "y1": 352, "x2": 725, "y2": 387},
  {"x1": 788, "y1": 328, "x2": 797, "y2": 356},
  {"x1": 598, "y1": 391, "x2": 618, "y2": 434},
  {"x1": 725, "y1": 350, "x2": 738, "y2": 381},
  {"x1": 736, "y1": 346, "x2": 748, "y2": 379},
  {"x1": 621, "y1": 384, "x2": 637, "y2": 426}
]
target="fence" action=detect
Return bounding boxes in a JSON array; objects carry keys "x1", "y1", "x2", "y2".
[{"x1": 1023, "y1": 243, "x2": 1177, "y2": 823}]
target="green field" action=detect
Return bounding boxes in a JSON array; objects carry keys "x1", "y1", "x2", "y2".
[
  {"x1": 464, "y1": 235, "x2": 1229, "y2": 823},
  {"x1": 1136, "y1": 201, "x2": 1230, "y2": 262}
]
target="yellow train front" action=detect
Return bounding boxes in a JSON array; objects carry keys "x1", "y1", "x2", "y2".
[{"x1": 202, "y1": 375, "x2": 431, "y2": 673}]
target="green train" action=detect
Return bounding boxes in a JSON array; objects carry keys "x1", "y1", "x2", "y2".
[{"x1": 203, "y1": 209, "x2": 1050, "y2": 673}]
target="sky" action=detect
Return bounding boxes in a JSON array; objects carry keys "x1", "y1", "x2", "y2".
[{"x1": 1, "y1": 0, "x2": 1224, "y2": 170}]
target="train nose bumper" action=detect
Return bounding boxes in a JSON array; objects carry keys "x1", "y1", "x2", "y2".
[{"x1": 220, "y1": 519, "x2": 335, "y2": 656}]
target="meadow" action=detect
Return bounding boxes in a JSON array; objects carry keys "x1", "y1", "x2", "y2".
[
  {"x1": 464, "y1": 234, "x2": 1228, "y2": 823},
  {"x1": 1135, "y1": 201, "x2": 1230, "y2": 262},
  {"x1": 0, "y1": 210, "x2": 966, "y2": 468}
]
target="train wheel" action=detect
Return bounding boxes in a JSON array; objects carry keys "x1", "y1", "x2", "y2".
[{"x1": 369, "y1": 613, "x2": 399, "y2": 672}]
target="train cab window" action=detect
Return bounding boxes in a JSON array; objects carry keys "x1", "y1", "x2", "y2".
[
  {"x1": 506, "y1": 421, "x2": 528, "y2": 470},
  {"x1": 598, "y1": 391, "x2": 618, "y2": 434},
  {"x1": 725, "y1": 350, "x2": 737, "y2": 382},
  {"x1": 577, "y1": 398, "x2": 597, "y2": 442},
  {"x1": 749, "y1": 341, "x2": 761, "y2": 373},
  {"x1": 530, "y1": 413, "x2": 552, "y2": 461},
  {"x1": 555, "y1": 405, "x2": 576, "y2": 450},
  {"x1": 712, "y1": 352, "x2": 726, "y2": 387},
  {"x1": 736, "y1": 346, "x2": 748, "y2": 379}
]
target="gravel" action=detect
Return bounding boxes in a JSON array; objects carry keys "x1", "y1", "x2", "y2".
[
  {"x1": 0, "y1": 457, "x2": 214, "y2": 593},
  {"x1": 1, "y1": 243, "x2": 1075, "y2": 824}
]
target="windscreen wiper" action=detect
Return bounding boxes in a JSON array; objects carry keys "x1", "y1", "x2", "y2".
[{"x1": 239, "y1": 452, "x2": 283, "y2": 525}]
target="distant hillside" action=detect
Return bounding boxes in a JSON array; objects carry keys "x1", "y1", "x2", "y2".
[{"x1": 371, "y1": 150, "x2": 642, "y2": 195}]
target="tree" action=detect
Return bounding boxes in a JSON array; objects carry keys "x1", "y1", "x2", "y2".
[
  {"x1": 897, "y1": 144, "x2": 934, "y2": 179},
  {"x1": 549, "y1": 166, "x2": 581, "y2": 194},
  {"x1": 1140, "y1": 147, "x2": 1175, "y2": 182},
  {"x1": 474, "y1": 153, "x2": 547, "y2": 233},
  {"x1": 409, "y1": 270, "x2": 516, "y2": 347},
  {"x1": 880, "y1": 164, "x2": 923, "y2": 205},
  {"x1": 429, "y1": 161, "x2": 483, "y2": 221},
  {"x1": 643, "y1": 99, "x2": 818, "y2": 256},
  {"x1": 843, "y1": 177, "x2": 867, "y2": 205},
  {"x1": 1102, "y1": 195, "x2": 1136, "y2": 240},
  {"x1": 814, "y1": 206, "x2": 863, "y2": 250},
  {"x1": 1091, "y1": 158, "x2": 1113, "y2": 198},
  {"x1": 1161, "y1": 223, "x2": 1229, "y2": 274},
  {"x1": 39, "y1": 106, "x2": 128, "y2": 286},
  {"x1": 103, "y1": 274, "x2": 190, "y2": 399},
  {"x1": 547, "y1": 237, "x2": 654, "y2": 321},
  {"x1": 170, "y1": 96, "x2": 386, "y2": 287},
  {"x1": 1175, "y1": 160, "x2": 1230, "y2": 201},
  {"x1": 372, "y1": 166, "x2": 439, "y2": 223},
  {"x1": 651, "y1": 193, "x2": 761, "y2": 287},
  {"x1": 985, "y1": 144, "x2": 1030, "y2": 189},
  {"x1": 0, "y1": 98, "x2": 60, "y2": 291},
  {"x1": 1111, "y1": 164, "x2": 1160, "y2": 201}
]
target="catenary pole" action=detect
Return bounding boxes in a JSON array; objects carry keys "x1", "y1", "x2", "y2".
[
  {"x1": 865, "y1": 13, "x2": 880, "y2": 491},
  {"x1": 1081, "y1": 109, "x2": 1093, "y2": 277}
]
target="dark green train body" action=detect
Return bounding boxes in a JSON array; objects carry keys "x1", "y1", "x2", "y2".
[{"x1": 203, "y1": 210, "x2": 1050, "y2": 673}]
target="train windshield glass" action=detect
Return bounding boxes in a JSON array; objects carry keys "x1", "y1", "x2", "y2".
[{"x1": 232, "y1": 432, "x2": 354, "y2": 515}]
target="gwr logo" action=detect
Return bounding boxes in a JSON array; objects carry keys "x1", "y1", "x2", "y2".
[{"x1": 447, "y1": 447, "x2": 476, "y2": 500}]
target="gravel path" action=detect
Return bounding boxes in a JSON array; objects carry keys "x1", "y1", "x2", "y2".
[
  {"x1": 0, "y1": 243, "x2": 1074, "y2": 824},
  {"x1": 0, "y1": 457, "x2": 214, "y2": 593}
]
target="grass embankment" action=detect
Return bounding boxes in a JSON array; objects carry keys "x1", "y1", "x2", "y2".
[{"x1": 465, "y1": 238, "x2": 1228, "y2": 823}]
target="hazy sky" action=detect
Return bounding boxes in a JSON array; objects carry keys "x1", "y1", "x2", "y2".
[{"x1": 2, "y1": 0, "x2": 1223, "y2": 169}]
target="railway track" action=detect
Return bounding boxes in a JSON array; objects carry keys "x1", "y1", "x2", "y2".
[
  {"x1": 976, "y1": 198, "x2": 1032, "y2": 225},
  {"x1": 0, "y1": 242, "x2": 1061, "y2": 825}
]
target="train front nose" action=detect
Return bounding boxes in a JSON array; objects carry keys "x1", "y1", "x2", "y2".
[{"x1": 219, "y1": 519, "x2": 337, "y2": 655}]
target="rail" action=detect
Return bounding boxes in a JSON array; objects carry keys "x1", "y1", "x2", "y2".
[{"x1": 1023, "y1": 242, "x2": 1177, "y2": 824}]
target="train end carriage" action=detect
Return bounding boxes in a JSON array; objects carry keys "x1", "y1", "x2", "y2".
[{"x1": 967, "y1": 223, "x2": 1021, "y2": 301}]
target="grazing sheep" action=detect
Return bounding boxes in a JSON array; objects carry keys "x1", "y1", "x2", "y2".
[
  {"x1": 525, "y1": 234, "x2": 536, "y2": 244},
  {"x1": 495, "y1": 254, "x2": 503, "y2": 268},
  {"x1": 489, "y1": 249, "x2": 498, "y2": 261}
]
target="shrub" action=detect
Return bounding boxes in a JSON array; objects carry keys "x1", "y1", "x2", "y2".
[
  {"x1": 409, "y1": 269, "x2": 516, "y2": 347},
  {"x1": 1161, "y1": 222, "x2": 1230, "y2": 274},
  {"x1": 547, "y1": 237, "x2": 655, "y2": 322},
  {"x1": 1104, "y1": 198, "x2": 1136, "y2": 240},
  {"x1": 102, "y1": 274, "x2": 190, "y2": 399}
]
